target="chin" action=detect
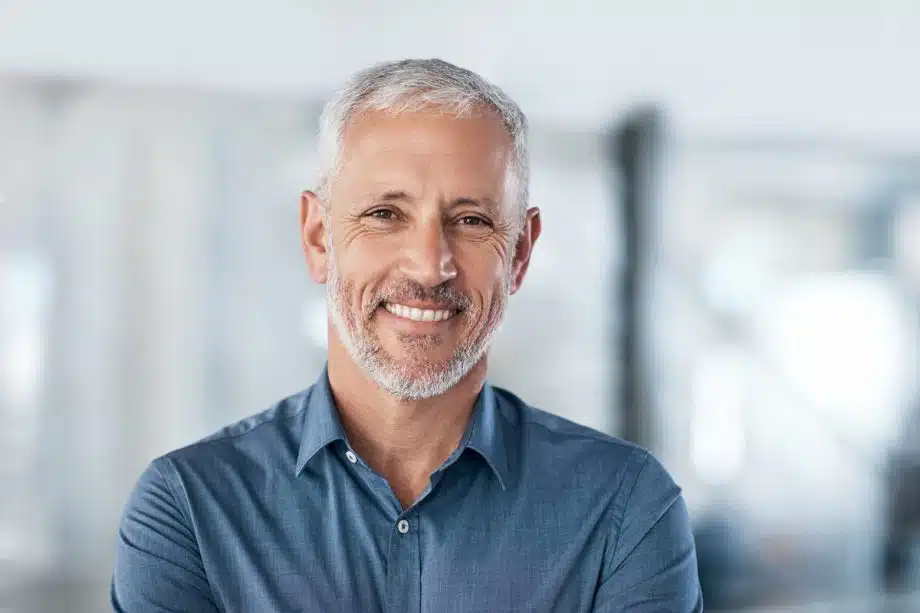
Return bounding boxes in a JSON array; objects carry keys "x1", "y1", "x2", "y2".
[
  {"x1": 371, "y1": 342, "x2": 472, "y2": 380},
  {"x1": 380, "y1": 332, "x2": 455, "y2": 358},
  {"x1": 369, "y1": 361, "x2": 467, "y2": 401},
  {"x1": 384, "y1": 352, "x2": 456, "y2": 376}
]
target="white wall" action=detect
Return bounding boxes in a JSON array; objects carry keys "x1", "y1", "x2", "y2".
[{"x1": 2, "y1": 1, "x2": 920, "y2": 144}]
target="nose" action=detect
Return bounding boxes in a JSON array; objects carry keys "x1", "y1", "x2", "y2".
[{"x1": 400, "y1": 217, "x2": 458, "y2": 287}]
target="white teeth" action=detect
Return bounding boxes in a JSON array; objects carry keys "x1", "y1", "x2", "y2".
[{"x1": 384, "y1": 303, "x2": 454, "y2": 322}]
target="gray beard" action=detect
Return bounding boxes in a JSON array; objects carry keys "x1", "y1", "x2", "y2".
[{"x1": 325, "y1": 245, "x2": 511, "y2": 400}]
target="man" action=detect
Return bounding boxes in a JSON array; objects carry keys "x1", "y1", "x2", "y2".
[{"x1": 111, "y1": 58, "x2": 702, "y2": 612}]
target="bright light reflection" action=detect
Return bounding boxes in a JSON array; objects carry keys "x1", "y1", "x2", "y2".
[
  {"x1": 755, "y1": 271, "x2": 917, "y2": 448},
  {"x1": 691, "y1": 344, "x2": 749, "y2": 486}
]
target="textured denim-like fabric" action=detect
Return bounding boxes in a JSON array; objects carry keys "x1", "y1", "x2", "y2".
[{"x1": 111, "y1": 367, "x2": 702, "y2": 612}]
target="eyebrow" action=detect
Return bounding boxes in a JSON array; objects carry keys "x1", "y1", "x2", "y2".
[
  {"x1": 357, "y1": 190, "x2": 412, "y2": 210},
  {"x1": 452, "y1": 196, "x2": 499, "y2": 213},
  {"x1": 366, "y1": 191, "x2": 500, "y2": 213},
  {"x1": 377, "y1": 190, "x2": 412, "y2": 203}
]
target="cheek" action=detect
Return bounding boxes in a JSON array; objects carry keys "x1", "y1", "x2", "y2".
[
  {"x1": 457, "y1": 238, "x2": 508, "y2": 275},
  {"x1": 337, "y1": 241, "x2": 395, "y2": 305},
  {"x1": 457, "y1": 250, "x2": 511, "y2": 314},
  {"x1": 345, "y1": 235, "x2": 401, "y2": 269}
]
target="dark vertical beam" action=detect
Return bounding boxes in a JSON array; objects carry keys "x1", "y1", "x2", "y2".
[{"x1": 605, "y1": 107, "x2": 664, "y2": 447}]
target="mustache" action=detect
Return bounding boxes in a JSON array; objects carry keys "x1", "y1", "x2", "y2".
[{"x1": 374, "y1": 281, "x2": 472, "y2": 312}]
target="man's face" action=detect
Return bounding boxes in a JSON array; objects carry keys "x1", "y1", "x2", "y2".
[{"x1": 312, "y1": 107, "x2": 536, "y2": 400}]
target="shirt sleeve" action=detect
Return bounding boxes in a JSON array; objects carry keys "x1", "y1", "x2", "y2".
[
  {"x1": 110, "y1": 459, "x2": 220, "y2": 613},
  {"x1": 592, "y1": 451, "x2": 703, "y2": 613}
]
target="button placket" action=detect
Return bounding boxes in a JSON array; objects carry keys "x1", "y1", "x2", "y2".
[{"x1": 385, "y1": 513, "x2": 420, "y2": 613}]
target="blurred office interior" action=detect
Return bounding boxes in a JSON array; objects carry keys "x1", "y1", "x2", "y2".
[{"x1": 2, "y1": 2, "x2": 920, "y2": 611}]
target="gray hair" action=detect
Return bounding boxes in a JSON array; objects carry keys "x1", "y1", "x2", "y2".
[{"x1": 315, "y1": 58, "x2": 529, "y2": 220}]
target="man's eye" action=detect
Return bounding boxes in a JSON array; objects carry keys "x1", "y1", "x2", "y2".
[
  {"x1": 368, "y1": 209, "x2": 395, "y2": 220},
  {"x1": 459, "y1": 216, "x2": 489, "y2": 227}
]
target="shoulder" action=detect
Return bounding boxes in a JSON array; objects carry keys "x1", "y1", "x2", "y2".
[
  {"x1": 150, "y1": 386, "x2": 312, "y2": 484},
  {"x1": 493, "y1": 385, "x2": 678, "y2": 504},
  {"x1": 494, "y1": 385, "x2": 648, "y2": 465}
]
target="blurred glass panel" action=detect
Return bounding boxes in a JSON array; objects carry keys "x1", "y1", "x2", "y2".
[
  {"x1": 0, "y1": 251, "x2": 54, "y2": 597},
  {"x1": 652, "y1": 139, "x2": 920, "y2": 609}
]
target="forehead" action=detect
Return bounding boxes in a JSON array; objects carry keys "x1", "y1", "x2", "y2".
[{"x1": 335, "y1": 107, "x2": 513, "y2": 201}]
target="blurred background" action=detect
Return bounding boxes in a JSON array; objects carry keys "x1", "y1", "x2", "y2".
[{"x1": 3, "y1": 1, "x2": 920, "y2": 611}]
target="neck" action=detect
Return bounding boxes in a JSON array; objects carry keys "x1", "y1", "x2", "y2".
[{"x1": 326, "y1": 325, "x2": 487, "y2": 508}]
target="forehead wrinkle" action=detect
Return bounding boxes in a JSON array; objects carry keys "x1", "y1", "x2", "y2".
[{"x1": 335, "y1": 111, "x2": 513, "y2": 211}]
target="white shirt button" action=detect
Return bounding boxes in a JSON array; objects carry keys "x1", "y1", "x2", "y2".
[
  {"x1": 345, "y1": 450, "x2": 357, "y2": 464},
  {"x1": 397, "y1": 519, "x2": 410, "y2": 534}
]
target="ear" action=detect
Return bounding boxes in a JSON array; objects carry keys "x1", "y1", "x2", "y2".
[
  {"x1": 300, "y1": 190, "x2": 330, "y2": 284},
  {"x1": 509, "y1": 207, "x2": 542, "y2": 295}
]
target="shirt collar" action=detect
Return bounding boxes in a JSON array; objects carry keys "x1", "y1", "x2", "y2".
[
  {"x1": 294, "y1": 365, "x2": 510, "y2": 490},
  {"x1": 464, "y1": 382, "x2": 510, "y2": 490},
  {"x1": 294, "y1": 365, "x2": 348, "y2": 475}
]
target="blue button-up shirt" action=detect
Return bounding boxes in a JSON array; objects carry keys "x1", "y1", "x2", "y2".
[{"x1": 111, "y1": 368, "x2": 702, "y2": 612}]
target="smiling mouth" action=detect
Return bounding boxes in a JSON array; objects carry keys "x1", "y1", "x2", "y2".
[{"x1": 383, "y1": 302, "x2": 458, "y2": 322}]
